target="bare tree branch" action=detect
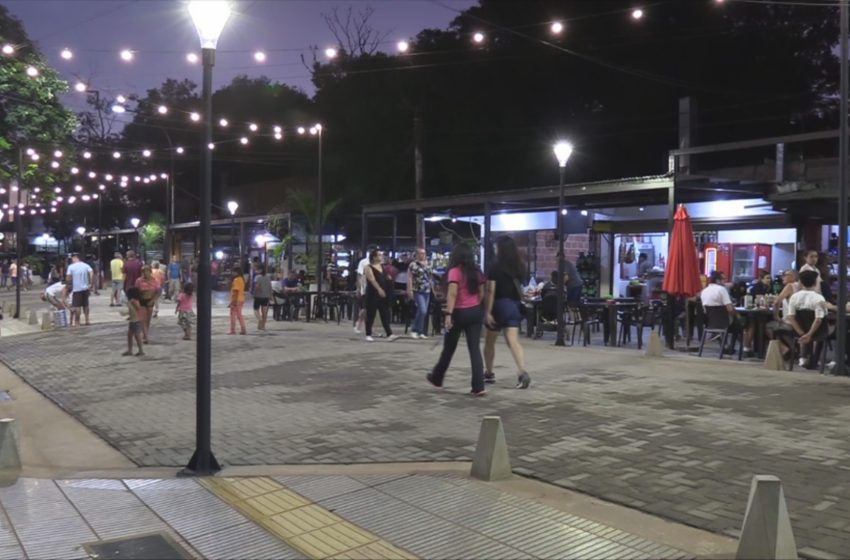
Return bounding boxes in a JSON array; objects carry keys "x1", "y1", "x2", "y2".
[{"x1": 320, "y1": 5, "x2": 390, "y2": 57}]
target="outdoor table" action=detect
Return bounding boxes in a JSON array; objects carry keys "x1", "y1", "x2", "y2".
[
  {"x1": 735, "y1": 306, "x2": 774, "y2": 358},
  {"x1": 581, "y1": 300, "x2": 639, "y2": 346},
  {"x1": 524, "y1": 297, "x2": 542, "y2": 338}
]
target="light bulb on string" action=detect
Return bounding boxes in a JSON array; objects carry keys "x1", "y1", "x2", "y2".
[
  {"x1": 2, "y1": 45, "x2": 13, "y2": 55},
  {"x1": 143, "y1": 178, "x2": 150, "y2": 184},
  {"x1": 0, "y1": 189, "x2": 5, "y2": 195},
  {"x1": 74, "y1": 81, "x2": 87, "y2": 92},
  {"x1": 274, "y1": 133, "x2": 282, "y2": 140},
  {"x1": 104, "y1": 174, "x2": 113, "y2": 181},
  {"x1": 92, "y1": 194, "x2": 98, "y2": 199},
  {"x1": 70, "y1": 167, "x2": 78, "y2": 174},
  {"x1": 551, "y1": 21, "x2": 564, "y2": 34},
  {"x1": 81, "y1": 194, "x2": 91, "y2": 201},
  {"x1": 50, "y1": 161, "x2": 59, "y2": 169},
  {"x1": 30, "y1": 153, "x2": 39, "y2": 161},
  {"x1": 149, "y1": 174, "x2": 157, "y2": 181},
  {"x1": 74, "y1": 185, "x2": 83, "y2": 192},
  {"x1": 26, "y1": 148, "x2": 34, "y2": 156},
  {"x1": 208, "y1": 143, "x2": 215, "y2": 150},
  {"x1": 631, "y1": 8, "x2": 644, "y2": 20},
  {"x1": 60, "y1": 48, "x2": 73, "y2": 60},
  {"x1": 54, "y1": 187, "x2": 61, "y2": 194},
  {"x1": 121, "y1": 176, "x2": 128, "y2": 182},
  {"x1": 68, "y1": 196, "x2": 76, "y2": 204},
  {"x1": 397, "y1": 40, "x2": 409, "y2": 53},
  {"x1": 134, "y1": 176, "x2": 141, "y2": 182},
  {"x1": 83, "y1": 151, "x2": 91, "y2": 159},
  {"x1": 473, "y1": 32, "x2": 485, "y2": 44},
  {"x1": 33, "y1": 187, "x2": 40, "y2": 193},
  {"x1": 219, "y1": 118, "x2": 228, "y2": 127},
  {"x1": 25, "y1": 66, "x2": 38, "y2": 77},
  {"x1": 101, "y1": 184, "x2": 109, "y2": 191},
  {"x1": 186, "y1": 52, "x2": 199, "y2": 64},
  {"x1": 157, "y1": 105, "x2": 168, "y2": 115},
  {"x1": 53, "y1": 150, "x2": 63, "y2": 158},
  {"x1": 112, "y1": 151, "x2": 121, "y2": 159},
  {"x1": 254, "y1": 50, "x2": 266, "y2": 63},
  {"x1": 56, "y1": 197, "x2": 63, "y2": 202},
  {"x1": 309, "y1": 127, "x2": 317, "y2": 135},
  {"x1": 240, "y1": 137, "x2": 249, "y2": 145},
  {"x1": 273, "y1": 125, "x2": 282, "y2": 134},
  {"x1": 160, "y1": 173, "x2": 168, "y2": 179},
  {"x1": 11, "y1": 186, "x2": 18, "y2": 192},
  {"x1": 142, "y1": 149, "x2": 151, "y2": 158},
  {"x1": 111, "y1": 104, "x2": 126, "y2": 113},
  {"x1": 248, "y1": 123, "x2": 258, "y2": 132},
  {"x1": 324, "y1": 47, "x2": 338, "y2": 59},
  {"x1": 176, "y1": 147, "x2": 185, "y2": 154},
  {"x1": 119, "y1": 49, "x2": 134, "y2": 61},
  {"x1": 297, "y1": 126, "x2": 305, "y2": 135},
  {"x1": 88, "y1": 172, "x2": 96, "y2": 178},
  {"x1": 116, "y1": 95, "x2": 126, "y2": 104},
  {"x1": 190, "y1": 112, "x2": 200, "y2": 122},
  {"x1": 50, "y1": 208, "x2": 56, "y2": 213}
]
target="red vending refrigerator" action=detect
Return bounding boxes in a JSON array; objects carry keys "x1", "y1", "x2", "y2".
[
  {"x1": 731, "y1": 244, "x2": 772, "y2": 280},
  {"x1": 703, "y1": 243, "x2": 731, "y2": 277}
]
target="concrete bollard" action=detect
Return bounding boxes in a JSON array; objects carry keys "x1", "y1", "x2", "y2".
[
  {"x1": 41, "y1": 312, "x2": 52, "y2": 330},
  {"x1": 0, "y1": 419, "x2": 21, "y2": 471},
  {"x1": 736, "y1": 475, "x2": 797, "y2": 560},
  {"x1": 27, "y1": 309, "x2": 38, "y2": 325},
  {"x1": 6, "y1": 303, "x2": 14, "y2": 320},
  {"x1": 763, "y1": 340, "x2": 784, "y2": 371},
  {"x1": 470, "y1": 416, "x2": 512, "y2": 481},
  {"x1": 645, "y1": 331, "x2": 663, "y2": 358}
]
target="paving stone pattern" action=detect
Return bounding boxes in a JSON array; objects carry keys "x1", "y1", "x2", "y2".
[{"x1": 1, "y1": 318, "x2": 849, "y2": 556}]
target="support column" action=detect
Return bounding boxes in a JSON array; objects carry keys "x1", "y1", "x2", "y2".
[{"x1": 483, "y1": 202, "x2": 492, "y2": 271}]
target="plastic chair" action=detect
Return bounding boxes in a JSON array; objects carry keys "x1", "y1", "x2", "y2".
[
  {"x1": 698, "y1": 305, "x2": 742, "y2": 359},
  {"x1": 788, "y1": 309, "x2": 830, "y2": 373}
]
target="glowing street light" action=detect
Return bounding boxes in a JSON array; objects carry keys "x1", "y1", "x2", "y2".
[
  {"x1": 552, "y1": 140, "x2": 574, "y2": 347},
  {"x1": 227, "y1": 201, "x2": 238, "y2": 215},
  {"x1": 551, "y1": 21, "x2": 564, "y2": 34}
]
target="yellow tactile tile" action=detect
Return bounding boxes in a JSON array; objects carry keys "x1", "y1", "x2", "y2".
[{"x1": 201, "y1": 477, "x2": 418, "y2": 560}]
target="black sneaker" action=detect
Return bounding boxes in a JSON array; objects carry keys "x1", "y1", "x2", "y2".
[
  {"x1": 484, "y1": 371, "x2": 496, "y2": 384},
  {"x1": 515, "y1": 372, "x2": 531, "y2": 389},
  {"x1": 426, "y1": 373, "x2": 443, "y2": 388}
]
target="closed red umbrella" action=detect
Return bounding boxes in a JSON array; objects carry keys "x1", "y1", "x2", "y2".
[{"x1": 662, "y1": 204, "x2": 703, "y2": 298}]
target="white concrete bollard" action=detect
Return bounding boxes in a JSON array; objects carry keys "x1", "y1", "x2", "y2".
[
  {"x1": 736, "y1": 475, "x2": 797, "y2": 560},
  {"x1": 27, "y1": 309, "x2": 38, "y2": 325},
  {"x1": 645, "y1": 331, "x2": 663, "y2": 358},
  {"x1": 470, "y1": 416, "x2": 512, "y2": 481},
  {"x1": 763, "y1": 340, "x2": 784, "y2": 371},
  {"x1": 0, "y1": 419, "x2": 21, "y2": 471},
  {"x1": 41, "y1": 312, "x2": 52, "y2": 330},
  {"x1": 6, "y1": 304, "x2": 15, "y2": 320}
]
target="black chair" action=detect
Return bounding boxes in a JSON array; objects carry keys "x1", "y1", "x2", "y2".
[
  {"x1": 619, "y1": 304, "x2": 663, "y2": 350},
  {"x1": 533, "y1": 293, "x2": 560, "y2": 339},
  {"x1": 570, "y1": 304, "x2": 601, "y2": 346},
  {"x1": 788, "y1": 309, "x2": 830, "y2": 373},
  {"x1": 697, "y1": 305, "x2": 742, "y2": 359}
]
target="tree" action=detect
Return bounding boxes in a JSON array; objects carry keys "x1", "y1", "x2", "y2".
[{"x1": 283, "y1": 190, "x2": 342, "y2": 279}]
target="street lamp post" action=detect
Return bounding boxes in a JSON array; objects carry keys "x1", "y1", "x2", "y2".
[
  {"x1": 183, "y1": 0, "x2": 230, "y2": 476},
  {"x1": 553, "y1": 141, "x2": 574, "y2": 347},
  {"x1": 308, "y1": 124, "x2": 324, "y2": 318},
  {"x1": 227, "y1": 200, "x2": 238, "y2": 267},
  {"x1": 76, "y1": 226, "x2": 86, "y2": 257},
  {"x1": 130, "y1": 217, "x2": 140, "y2": 256}
]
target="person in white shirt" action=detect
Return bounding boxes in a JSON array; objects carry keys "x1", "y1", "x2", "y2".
[
  {"x1": 786, "y1": 269, "x2": 830, "y2": 368},
  {"x1": 799, "y1": 249, "x2": 822, "y2": 294},
  {"x1": 353, "y1": 246, "x2": 376, "y2": 334},
  {"x1": 66, "y1": 253, "x2": 93, "y2": 326},
  {"x1": 43, "y1": 281, "x2": 68, "y2": 310},
  {"x1": 700, "y1": 271, "x2": 747, "y2": 353}
]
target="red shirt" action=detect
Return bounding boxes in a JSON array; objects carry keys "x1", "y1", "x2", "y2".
[
  {"x1": 447, "y1": 266, "x2": 484, "y2": 309},
  {"x1": 123, "y1": 258, "x2": 142, "y2": 291}
]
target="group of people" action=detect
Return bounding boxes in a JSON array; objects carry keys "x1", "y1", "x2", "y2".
[{"x1": 1, "y1": 258, "x2": 31, "y2": 291}]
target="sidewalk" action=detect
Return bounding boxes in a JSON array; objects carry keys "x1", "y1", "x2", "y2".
[{"x1": 0, "y1": 468, "x2": 731, "y2": 560}]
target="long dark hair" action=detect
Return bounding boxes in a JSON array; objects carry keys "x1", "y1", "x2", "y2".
[
  {"x1": 495, "y1": 235, "x2": 524, "y2": 279},
  {"x1": 448, "y1": 243, "x2": 480, "y2": 295}
]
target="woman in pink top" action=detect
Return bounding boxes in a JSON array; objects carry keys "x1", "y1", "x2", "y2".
[{"x1": 427, "y1": 243, "x2": 486, "y2": 395}]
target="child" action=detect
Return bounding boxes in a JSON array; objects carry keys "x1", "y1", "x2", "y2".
[
  {"x1": 123, "y1": 287, "x2": 145, "y2": 357},
  {"x1": 176, "y1": 283, "x2": 195, "y2": 340},
  {"x1": 228, "y1": 266, "x2": 247, "y2": 335}
]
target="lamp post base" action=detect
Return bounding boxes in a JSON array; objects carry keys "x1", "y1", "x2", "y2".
[{"x1": 177, "y1": 449, "x2": 221, "y2": 477}]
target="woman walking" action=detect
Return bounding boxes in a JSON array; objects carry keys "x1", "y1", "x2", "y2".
[
  {"x1": 364, "y1": 249, "x2": 398, "y2": 342},
  {"x1": 151, "y1": 261, "x2": 165, "y2": 318},
  {"x1": 134, "y1": 265, "x2": 158, "y2": 343},
  {"x1": 484, "y1": 235, "x2": 531, "y2": 389},
  {"x1": 407, "y1": 248, "x2": 432, "y2": 339},
  {"x1": 228, "y1": 265, "x2": 247, "y2": 335},
  {"x1": 427, "y1": 243, "x2": 486, "y2": 395},
  {"x1": 252, "y1": 263, "x2": 272, "y2": 330}
]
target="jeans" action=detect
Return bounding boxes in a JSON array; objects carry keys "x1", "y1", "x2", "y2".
[
  {"x1": 413, "y1": 292, "x2": 430, "y2": 335},
  {"x1": 365, "y1": 294, "x2": 392, "y2": 337},
  {"x1": 431, "y1": 306, "x2": 484, "y2": 392}
]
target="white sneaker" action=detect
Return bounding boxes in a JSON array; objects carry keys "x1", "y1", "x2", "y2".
[
  {"x1": 419, "y1": 334, "x2": 429, "y2": 340},
  {"x1": 353, "y1": 327, "x2": 361, "y2": 334},
  {"x1": 387, "y1": 334, "x2": 399, "y2": 342},
  {"x1": 366, "y1": 336, "x2": 374, "y2": 342},
  {"x1": 410, "y1": 333, "x2": 420, "y2": 339},
  {"x1": 798, "y1": 357, "x2": 807, "y2": 367}
]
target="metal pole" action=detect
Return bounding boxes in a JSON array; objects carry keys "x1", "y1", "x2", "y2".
[
  {"x1": 97, "y1": 196, "x2": 102, "y2": 284},
  {"x1": 182, "y1": 47, "x2": 220, "y2": 476},
  {"x1": 555, "y1": 166, "x2": 567, "y2": 346},
  {"x1": 315, "y1": 130, "x2": 323, "y2": 317},
  {"x1": 14, "y1": 147, "x2": 22, "y2": 319},
  {"x1": 231, "y1": 215, "x2": 236, "y2": 264},
  {"x1": 836, "y1": 0, "x2": 848, "y2": 376},
  {"x1": 414, "y1": 113, "x2": 425, "y2": 248}
]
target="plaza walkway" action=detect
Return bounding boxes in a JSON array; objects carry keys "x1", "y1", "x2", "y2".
[{"x1": 0, "y1": 292, "x2": 846, "y2": 557}]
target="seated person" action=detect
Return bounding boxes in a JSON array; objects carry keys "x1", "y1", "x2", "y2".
[
  {"x1": 749, "y1": 271, "x2": 774, "y2": 297},
  {"x1": 540, "y1": 271, "x2": 563, "y2": 299},
  {"x1": 785, "y1": 269, "x2": 830, "y2": 368},
  {"x1": 282, "y1": 271, "x2": 303, "y2": 293},
  {"x1": 766, "y1": 270, "x2": 800, "y2": 357},
  {"x1": 700, "y1": 271, "x2": 748, "y2": 354}
]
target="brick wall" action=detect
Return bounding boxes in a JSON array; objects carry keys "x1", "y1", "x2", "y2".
[{"x1": 532, "y1": 230, "x2": 591, "y2": 277}]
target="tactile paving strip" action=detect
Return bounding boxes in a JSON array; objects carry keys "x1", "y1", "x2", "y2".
[{"x1": 200, "y1": 477, "x2": 417, "y2": 560}]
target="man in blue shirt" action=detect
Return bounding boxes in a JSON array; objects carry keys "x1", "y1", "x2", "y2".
[
  {"x1": 166, "y1": 255, "x2": 181, "y2": 300},
  {"x1": 65, "y1": 253, "x2": 93, "y2": 326}
]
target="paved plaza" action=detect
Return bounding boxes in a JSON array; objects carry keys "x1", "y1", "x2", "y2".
[{"x1": 0, "y1": 302, "x2": 849, "y2": 557}]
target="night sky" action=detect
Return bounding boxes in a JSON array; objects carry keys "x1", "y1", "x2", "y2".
[{"x1": 6, "y1": 0, "x2": 476, "y2": 108}]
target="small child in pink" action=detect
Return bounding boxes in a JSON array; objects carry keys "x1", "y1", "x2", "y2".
[{"x1": 175, "y1": 283, "x2": 195, "y2": 340}]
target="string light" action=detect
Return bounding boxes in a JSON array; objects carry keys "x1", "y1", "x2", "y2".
[
  {"x1": 74, "y1": 185, "x2": 83, "y2": 192},
  {"x1": 142, "y1": 149, "x2": 152, "y2": 157},
  {"x1": 119, "y1": 49, "x2": 134, "y2": 61},
  {"x1": 81, "y1": 194, "x2": 91, "y2": 201},
  {"x1": 60, "y1": 48, "x2": 73, "y2": 60},
  {"x1": 121, "y1": 175, "x2": 128, "y2": 182},
  {"x1": 143, "y1": 178, "x2": 150, "y2": 184},
  {"x1": 54, "y1": 187, "x2": 61, "y2": 193},
  {"x1": 325, "y1": 47, "x2": 338, "y2": 59},
  {"x1": 53, "y1": 150, "x2": 63, "y2": 158},
  {"x1": 273, "y1": 125, "x2": 282, "y2": 134},
  {"x1": 207, "y1": 143, "x2": 215, "y2": 150},
  {"x1": 240, "y1": 137, "x2": 249, "y2": 145},
  {"x1": 74, "y1": 81, "x2": 87, "y2": 92},
  {"x1": 112, "y1": 151, "x2": 121, "y2": 159},
  {"x1": 88, "y1": 171, "x2": 96, "y2": 178},
  {"x1": 218, "y1": 118, "x2": 228, "y2": 127},
  {"x1": 248, "y1": 123, "x2": 258, "y2": 132},
  {"x1": 186, "y1": 52, "x2": 199, "y2": 63},
  {"x1": 473, "y1": 32, "x2": 485, "y2": 44},
  {"x1": 104, "y1": 174, "x2": 113, "y2": 181},
  {"x1": 83, "y1": 151, "x2": 92, "y2": 159},
  {"x1": 2, "y1": 45, "x2": 13, "y2": 55},
  {"x1": 397, "y1": 40, "x2": 409, "y2": 53},
  {"x1": 25, "y1": 66, "x2": 38, "y2": 77},
  {"x1": 71, "y1": 167, "x2": 79, "y2": 174},
  {"x1": 50, "y1": 161, "x2": 59, "y2": 169},
  {"x1": 111, "y1": 104, "x2": 126, "y2": 113},
  {"x1": 176, "y1": 146, "x2": 185, "y2": 154},
  {"x1": 632, "y1": 8, "x2": 644, "y2": 20},
  {"x1": 254, "y1": 51, "x2": 266, "y2": 63},
  {"x1": 116, "y1": 95, "x2": 126, "y2": 104},
  {"x1": 297, "y1": 126, "x2": 306, "y2": 135},
  {"x1": 30, "y1": 153, "x2": 39, "y2": 161},
  {"x1": 274, "y1": 133, "x2": 282, "y2": 140},
  {"x1": 160, "y1": 173, "x2": 168, "y2": 179},
  {"x1": 190, "y1": 112, "x2": 200, "y2": 122},
  {"x1": 157, "y1": 105, "x2": 168, "y2": 114},
  {"x1": 134, "y1": 176, "x2": 141, "y2": 182},
  {"x1": 26, "y1": 148, "x2": 35, "y2": 156},
  {"x1": 551, "y1": 21, "x2": 564, "y2": 34}
]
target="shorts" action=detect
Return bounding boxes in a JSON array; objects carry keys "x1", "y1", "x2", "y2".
[
  {"x1": 566, "y1": 286, "x2": 583, "y2": 306},
  {"x1": 177, "y1": 310, "x2": 196, "y2": 330},
  {"x1": 72, "y1": 290, "x2": 90, "y2": 308},
  {"x1": 112, "y1": 280, "x2": 123, "y2": 291},
  {"x1": 253, "y1": 297, "x2": 270, "y2": 310},
  {"x1": 488, "y1": 297, "x2": 523, "y2": 331},
  {"x1": 139, "y1": 297, "x2": 153, "y2": 308},
  {"x1": 128, "y1": 321, "x2": 142, "y2": 334}
]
